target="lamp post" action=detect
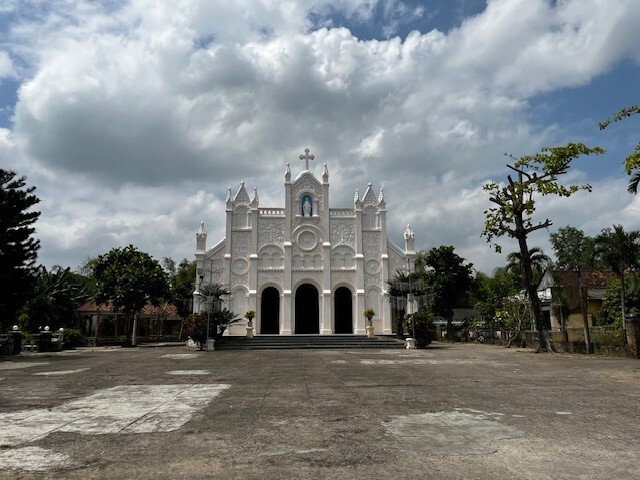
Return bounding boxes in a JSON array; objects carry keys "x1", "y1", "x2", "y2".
[{"x1": 194, "y1": 268, "x2": 213, "y2": 351}]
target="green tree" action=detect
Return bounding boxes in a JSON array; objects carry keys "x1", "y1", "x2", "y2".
[
  {"x1": 387, "y1": 270, "x2": 414, "y2": 338},
  {"x1": 482, "y1": 143, "x2": 603, "y2": 351},
  {"x1": 595, "y1": 225, "x2": 640, "y2": 331},
  {"x1": 93, "y1": 245, "x2": 170, "y2": 346},
  {"x1": 164, "y1": 258, "x2": 196, "y2": 320},
  {"x1": 419, "y1": 246, "x2": 474, "y2": 341},
  {"x1": 549, "y1": 225, "x2": 602, "y2": 353},
  {"x1": 505, "y1": 247, "x2": 551, "y2": 287},
  {"x1": 20, "y1": 265, "x2": 89, "y2": 332},
  {"x1": 0, "y1": 169, "x2": 41, "y2": 330},
  {"x1": 549, "y1": 226, "x2": 600, "y2": 270},
  {"x1": 599, "y1": 105, "x2": 640, "y2": 194},
  {"x1": 210, "y1": 308, "x2": 241, "y2": 341},
  {"x1": 600, "y1": 275, "x2": 640, "y2": 327},
  {"x1": 473, "y1": 268, "x2": 519, "y2": 343}
]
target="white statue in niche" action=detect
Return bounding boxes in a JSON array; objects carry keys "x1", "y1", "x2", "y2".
[{"x1": 302, "y1": 197, "x2": 312, "y2": 216}]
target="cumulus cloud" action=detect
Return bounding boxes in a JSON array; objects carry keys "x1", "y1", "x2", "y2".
[{"x1": 0, "y1": 0, "x2": 638, "y2": 272}]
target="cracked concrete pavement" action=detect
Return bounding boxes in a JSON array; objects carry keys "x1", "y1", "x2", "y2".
[{"x1": 1, "y1": 343, "x2": 639, "y2": 479}]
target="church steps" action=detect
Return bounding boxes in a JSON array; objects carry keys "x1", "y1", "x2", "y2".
[{"x1": 214, "y1": 335, "x2": 406, "y2": 351}]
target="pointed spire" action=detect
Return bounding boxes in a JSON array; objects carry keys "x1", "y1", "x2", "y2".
[
  {"x1": 196, "y1": 221, "x2": 207, "y2": 251},
  {"x1": 378, "y1": 188, "x2": 386, "y2": 210},
  {"x1": 285, "y1": 163, "x2": 291, "y2": 182},
  {"x1": 322, "y1": 163, "x2": 329, "y2": 183},
  {"x1": 226, "y1": 187, "x2": 233, "y2": 209},
  {"x1": 251, "y1": 187, "x2": 259, "y2": 208},
  {"x1": 354, "y1": 188, "x2": 360, "y2": 203}
]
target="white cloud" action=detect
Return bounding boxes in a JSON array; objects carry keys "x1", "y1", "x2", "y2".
[{"x1": 0, "y1": 0, "x2": 638, "y2": 272}]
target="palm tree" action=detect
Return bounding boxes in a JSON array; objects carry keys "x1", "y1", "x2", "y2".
[
  {"x1": 200, "y1": 283, "x2": 230, "y2": 313},
  {"x1": 595, "y1": 225, "x2": 640, "y2": 326},
  {"x1": 21, "y1": 266, "x2": 89, "y2": 331},
  {"x1": 628, "y1": 171, "x2": 640, "y2": 195},
  {"x1": 506, "y1": 247, "x2": 551, "y2": 289}
]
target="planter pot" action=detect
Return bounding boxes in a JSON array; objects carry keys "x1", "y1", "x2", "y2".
[
  {"x1": 246, "y1": 326, "x2": 254, "y2": 339},
  {"x1": 366, "y1": 325, "x2": 375, "y2": 337}
]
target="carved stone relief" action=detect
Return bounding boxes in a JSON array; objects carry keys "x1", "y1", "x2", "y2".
[
  {"x1": 331, "y1": 270, "x2": 355, "y2": 286},
  {"x1": 365, "y1": 288, "x2": 381, "y2": 312},
  {"x1": 233, "y1": 206, "x2": 250, "y2": 229},
  {"x1": 331, "y1": 245, "x2": 355, "y2": 269},
  {"x1": 258, "y1": 270, "x2": 284, "y2": 286},
  {"x1": 231, "y1": 258, "x2": 250, "y2": 276},
  {"x1": 363, "y1": 231, "x2": 381, "y2": 258},
  {"x1": 364, "y1": 258, "x2": 381, "y2": 275},
  {"x1": 259, "y1": 245, "x2": 284, "y2": 269},
  {"x1": 365, "y1": 273, "x2": 382, "y2": 287},
  {"x1": 330, "y1": 219, "x2": 356, "y2": 246},
  {"x1": 297, "y1": 230, "x2": 318, "y2": 251},
  {"x1": 293, "y1": 271, "x2": 322, "y2": 288},
  {"x1": 230, "y1": 273, "x2": 248, "y2": 289},
  {"x1": 204, "y1": 254, "x2": 224, "y2": 284},
  {"x1": 231, "y1": 231, "x2": 251, "y2": 257},
  {"x1": 291, "y1": 253, "x2": 323, "y2": 270},
  {"x1": 258, "y1": 218, "x2": 284, "y2": 249},
  {"x1": 388, "y1": 244, "x2": 406, "y2": 274}
]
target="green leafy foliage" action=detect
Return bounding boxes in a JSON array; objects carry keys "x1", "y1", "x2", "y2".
[
  {"x1": 210, "y1": 308, "x2": 242, "y2": 340},
  {"x1": 482, "y1": 143, "x2": 603, "y2": 252},
  {"x1": 165, "y1": 258, "x2": 196, "y2": 319},
  {"x1": 62, "y1": 328, "x2": 85, "y2": 348},
  {"x1": 506, "y1": 247, "x2": 551, "y2": 287},
  {"x1": 405, "y1": 310, "x2": 435, "y2": 348},
  {"x1": 0, "y1": 169, "x2": 41, "y2": 330},
  {"x1": 19, "y1": 265, "x2": 90, "y2": 332},
  {"x1": 93, "y1": 245, "x2": 170, "y2": 343},
  {"x1": 482, "y1": 143, "x2": 602, "y2": 348},
  {"x1": 419, "y1": 245, "x2": 474, "y2": 324},
  {"x1": 182, "y1": 313, "x2": 208, "y2": 350},
  {"x1": 599, "y1": 105, "x2": 640, "y2": 194},
  {"x1": 549, "y1": 226, "x2": 601, "y2": 270},
  {"x1": 473, "y1": 268, "x2": 519, "y2": 327},
  {"x1": 595, "y1": 225, "x2": 640, "y2": 323}
]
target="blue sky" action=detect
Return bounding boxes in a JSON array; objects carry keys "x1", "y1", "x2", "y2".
[{"x1": 0, "y1": 0, "x2": 639, "y2": 274}]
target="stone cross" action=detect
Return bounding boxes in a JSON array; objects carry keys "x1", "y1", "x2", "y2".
[{"x1": 299, "y1": 148, "x2": 314, "y2": 171}]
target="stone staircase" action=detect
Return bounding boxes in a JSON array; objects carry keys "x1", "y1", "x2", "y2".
[{"x1": 214, "y1": 335, "x2": 406, "y2": 351}]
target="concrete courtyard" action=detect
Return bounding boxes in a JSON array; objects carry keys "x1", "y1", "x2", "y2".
[{"x1": 1, "y1": 342, "x2": 639, "y2": 479}]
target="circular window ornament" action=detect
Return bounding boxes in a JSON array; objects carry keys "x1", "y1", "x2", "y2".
[
  {"x1": 231, "y1": 258, "x2": 250, "y2": 275},
  {"x1": 365, "y1": 259, "x2": 381, "y2": 274},
  {"x1": 297, "y1": 230, "x2": 318, "y2": 251}
]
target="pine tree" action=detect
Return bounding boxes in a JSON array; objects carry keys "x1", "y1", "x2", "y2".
[{"x1": 0, "y1": 169, "x2": 41, "y2": 330}]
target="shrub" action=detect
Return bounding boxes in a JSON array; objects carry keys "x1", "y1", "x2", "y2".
[
  {"x1": 181, "y1": 313, "x2": 208, "y2": 350},
  {"x1": 405, "y1": 311, "x2": 436, "y2": 348},
  {"x1": 63, "y1": 328, "x2": 85, "y2": 349}
]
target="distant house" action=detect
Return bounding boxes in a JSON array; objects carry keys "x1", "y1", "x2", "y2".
[
  {"x1": 76, "y1": 301, "x2": 182, "y2": 344},
  {"x1": 537, "y1": 270, "x2": 616, "y2": 330}
]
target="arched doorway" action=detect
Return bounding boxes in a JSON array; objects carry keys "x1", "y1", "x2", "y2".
[
  {"x1": 334, "y1": 287, "x2": 352, "y2": 333},
  {"x1": 295, "y1": 284, "x2": 319, "y2": 334},
  {"x1": 261, "y1": 287, "x2": 280, "y2": 334}
]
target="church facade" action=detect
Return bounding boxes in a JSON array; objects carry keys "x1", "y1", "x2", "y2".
[{"x1": 194, "y1": 149, "x2": 415, "y2": 336}]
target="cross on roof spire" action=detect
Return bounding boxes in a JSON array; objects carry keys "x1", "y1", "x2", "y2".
[{"x1": 299, "y1": 148, "x2": 315, "y2": 171}]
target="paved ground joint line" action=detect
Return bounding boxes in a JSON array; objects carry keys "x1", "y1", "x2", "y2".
[{"x1": 117, "y1": 381, "x2": 209, "y2": 433}]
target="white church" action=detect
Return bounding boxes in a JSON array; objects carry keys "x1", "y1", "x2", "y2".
[{"x1": 193, "y1": 149, "x2": 416, "y2": 336}]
